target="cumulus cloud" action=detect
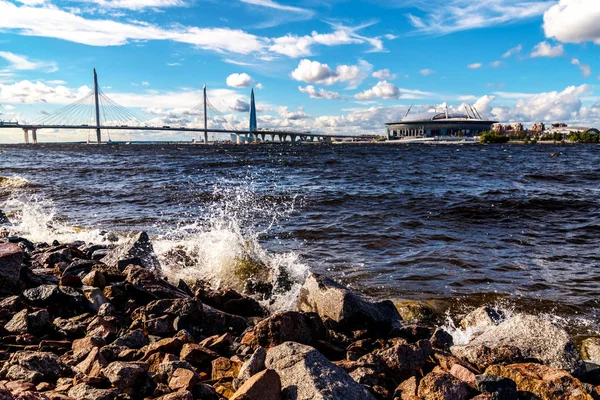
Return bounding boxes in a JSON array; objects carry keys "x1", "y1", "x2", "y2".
[
  {"x1": 276, "y1": 106, "x2": 310, "y2": 120},
  {"x1": 467, "y1": 63, "x2": 482, "y2": 69},
  {"x1": 372, "y1": 69, "x2": 396, "y2": 79},
  {"x1": 543, "y1": 0, "x2": 600, "y2": 44},
  {"x1": 298, "y1": 85, "x2": 341, "y2": 99},
  {"x1": 571, "y1": 58, "x2": 591, "y2": 77},
  {"x1": 0, "y1": 51, "x2": 57, "y2": 72},
  {"x1": 530, "y1": 41, "x2": 565, "y2": 58},
  {"x1": 419, "y1": 69, "x2": 435, "y2": 76},
  {"x1": 226, "y1": 73, "x2": 253, "y2": 88},
  {"x1": 354, "y1": 81, "x2": 400, "y2": 100},
  {"x1": 502, "y1": 44, "x2": 522, "y2": 58},
  {"x1": 290, "y1": 59, "x2": 372, "y2": 88}
]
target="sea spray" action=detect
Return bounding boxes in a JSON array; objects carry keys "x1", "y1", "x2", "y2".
[{"x1": 153, "y1": 184, "x2": 309, "y2": 312}]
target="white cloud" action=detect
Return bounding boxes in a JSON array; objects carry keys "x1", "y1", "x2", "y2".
[
  {"x1": 0, "y1": 51, "x2": 57, "y2": 72},
  {"x1": 490, "y1": 61, "x2": 503, "y2": 68},
  {"x1": 0, "y1": 80, "x2": 91, "y2": 105},
  {"x1": 372, "y1": 69, "x2": 396, "y2": 80},
  {"x1": 141, "y1": 81, "x2": 149, "y2": 86},
  {"x1": 530, "y1": 41, "x2": 565, "y2": 58},
  {"x1": 543, "y1": 0, "x2": 600, "y2": 44},
  {"x1": 240, "y1": 0, "x2": 313, "y2": 15},
  {"x1": 571, "y1": 58, "x2": 591, "y2": 77},
  {"x1": 84, "y1": 0, "x2": 186, "y2": 10},
  {"x1": 290, "y1": 59, "x2": 372, "y2": 88},
  {"x1": 406, "y1": 1, "x2": 554, "y2": 35},
  {"x1": 467, "y1": 63, "x2": 482, "y2": 69},
  {"x1": 255, "y1": 83, "x2": 263, "y2": 90},
  {"x1": 502, "y1": 44, "x2": 522, "y2": 58},
  {"x1": 298, "y1": 85, "x2": 341, "y2": 99},
  {"x1": 226, "y1": 73, "x2": 253, "y2": 88},
  {"x1": 276, "y1": 106, "x2": 310, "y2": 120},
  {"x1": 419, "y1": 68, "x2": 435, "y2": 76},
  {"x1": 355, "y1": 81, "x2": 400, "y2": 100}
]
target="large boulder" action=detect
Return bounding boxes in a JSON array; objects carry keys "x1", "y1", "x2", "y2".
[
  {"x1": 451, "y1": 314, "x2": 585, "y2": 375},
  {"x1": 230, "y1": 369, "x2": 281, "y2": 400},
  {"x1": 102, "y1": 231, "x2": 160, "y2": 271},
  {"x1": 0, "y1": 243, "x2": 23, "y2": 294},
  {"x1": 486, "y1": 363, "x2": 592, "y2": 400},
  {"x1": 297, "y1": 273, "x2": 401, "y2": 334},
  {"x1": 250, "y1": 311, "x2": 326, "y2": 349},
  {"x1": 359, "y1": 340, "x2": 432, "y2": 378},
  {"x1": 265, "y1": 341, "x2": 376, "y2": 400}
]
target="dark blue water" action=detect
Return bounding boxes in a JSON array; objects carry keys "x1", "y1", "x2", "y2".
[{"x1": 1, "y1": 143, "x2": 599, "y2": 331}]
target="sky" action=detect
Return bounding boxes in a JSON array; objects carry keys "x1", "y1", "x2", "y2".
[{"x1": 0, "y1": 0, "x2": 600, "y2": 142}]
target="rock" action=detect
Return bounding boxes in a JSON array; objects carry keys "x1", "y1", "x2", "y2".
[
  {"x1": 394, "y1": 300, "x2": 438, "y2": 322},
  {"x1": 168, "y1": 368, "x2": 197, "y2": 392},
  {"x1": 3, "y1": 351, "x2": 63, "y2": 383},
  {"x1": 144, "y1": 315, "x2": 176, "y2": 337},
  {"x1": 144, "y1": 337, "x2": 184, "y2": 359},
  {"x1": 265, "y1": 341, "x2": 376, "y2": 400},
  {"x1": 450, "y1": 314, "x2": 584, "y2": 375},
  {"x1": 22, "y1": 285, "x2": 62, "y2": 307},
  {"x1": 67, "y1": 383, "x2": 119, "y2": 400},
  {"x1": 28, "y1": 310, "x2": 50, "y2": 335},
  {"x1": 82, "y1": 288, "x2": 108, "y2": 313},
  {"x1": 81, "y1": 270, "x2": 106, "y2": 288},
  {"x1": 0, "y1": 295, "x2": 23, "y2": 318},
  {"x1": 74, "y1": 347, "x2": 107, "y2": 377},
  {"x1": 101, "y1": 361, "x2": 147, "y2": 395},
  {"x1": 297, "y1": 273, "x2": 401, "y2": 334},
  {"x1": 360, "y1": 340, "x2": 432, "y2": 377},
  {"x1": 52, "y1": 316, "x2": 87, "y2": 339},
  {"x1": 4, "y1": 309, "x2": 29, "y2": 334},
  {"x1": 72, "y1": 336, "x2": 106, "y2": 362},
  {"x1": 212, "y1": 357, "x2": 242, "y2": 380},
  {"x1": 59, "y1": 274, "x2": 82, "y2": 288},
  {"x1": 86, "y1": 316, "x2": 118, "y2": 341},
  {"x1": 102, "y1": 231, "x2": 160, "y2": 271},
  {"x1": 453, "y1": 345, "x2": 524, "y2": 372},
  {"x1": 113, "y1": 329, "x2": 148, "y2": 349},
  {"x1": 0, "y1": 243, "x2": 23, "y2": 294},
  {"x1": 460, "y1": 306, "x2": 505, "y2": 329},
  {"x1": 196, "y1": 288, "x2": 267, "y2": 318},
  {"x1": 475, "y1": 374, "x2": 517, "y2": 399},
  {"x1": 195, "y1": 304, "x2": 248, "y2": 337},
  {"x1": 97, "y1": 303, "x2": 114, "y2": 317},
  {"x1": 5, "y1": 365, "x2": 44, "y2": 384},
  {"x1": 582, "y1": 338, "x2": 600, "y2": 363},
  {"x1": 156, "y1": 392, "x2": 194, "y2": 400},
  {"x1": 417, "y1": 371, "x2": 470, "y2": 400},
  {"x1": 234, "y1": 346, "x2": 266, "y2": 390},
  {"x1": 251, "y1": 311, "x2": 326, "y2": 349},
  {"x1": 395, "y1": 376, "x2": 418, "y2": 400},
  {"x1": 123, "y1": 265, "x2": 188, "y2": 300},
  {"x1": 450, "y1": 364, "x2": 476, "y2": 386},
  {"x1": 230, "y1": 369, "x2": 281, "y2": 400},
  {"x1": 180, "y1": 344, "x2": 219, "y2": 369},
  {"x1": 430, "y1": 328, "x2": 453, "y2": 351},
  {"x1": 486, "y1": 363, "x2": 592, "y2": 400},
  {"x1": 200, "y1": 333, "x2": 233, "y2": 354}
]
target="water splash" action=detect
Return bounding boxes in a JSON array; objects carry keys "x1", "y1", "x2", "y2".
[{"x1": 0, "y1": 175, "x2": 31, "y2": 189}]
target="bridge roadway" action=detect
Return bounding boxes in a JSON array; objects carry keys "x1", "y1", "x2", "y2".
[{"x1": 0, "y1": 124, "x2": 358, "y2": 144}]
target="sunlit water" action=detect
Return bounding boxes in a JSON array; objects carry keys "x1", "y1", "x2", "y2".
[{"x1": 1, "y1": 142, "x2": 599, "y2": 337}]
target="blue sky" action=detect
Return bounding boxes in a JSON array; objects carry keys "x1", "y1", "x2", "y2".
[{"x1": 0, "y1": 0, "x2": 599, "y2": 142}]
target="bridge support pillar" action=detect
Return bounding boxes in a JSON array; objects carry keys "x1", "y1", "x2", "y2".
[
  {"x1": 236, "y1": 134, "x2": 241, "y2": 144},
  {"x1": 204, "y1": 132, "x2": 208, "y2": 144},
  {"x1": 31, "y1": 129, "x2": 38, "y2": 144},
  {"x1": 261, "y1": 134, "x2": 265, "y2": 142},
  {"x1": 291, "y1": 135, "x2": 296, "y2": 143},
  {"x1": 270, "y1": 134, "x2": 275, "y2": 142},
  {"x1": 23, "y1": 129, "x2": 29, "y2": 144}
]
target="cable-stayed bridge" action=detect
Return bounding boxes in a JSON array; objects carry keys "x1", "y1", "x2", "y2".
[{"x1": 0, "y1": 69, "x2": 356, "y2": 144}]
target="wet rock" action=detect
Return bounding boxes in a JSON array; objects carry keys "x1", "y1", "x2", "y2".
[
  {"x1": 392, "y1": 322, "x2": 433, "y2": 342},
  {"x1": 430, "y1": 328, "x2": 453, "y2": 351},
  {"x1": 417, "y1": 371, "x2": 470, "y2": 400},
  {"x1": 196, "y1": 288, "x2": 267, "y2": 318},
  {"x1": 168, "y1": 368, "x2": 197, "y2": 392},
  {"x1": 251, "y1": 311, "x2": 326, "y2": 349},
  {"x1": 0, "y1": 243, "x2": 24, "y2": 294},
  {"x1": 234, "y1": 346, "x2": 266, "y2": 390},
  {"x1": 4, "y1": 309, "x2": 29, "y2": 334},
  {"x1": 101, "y1": 361, "x2": 147, "y2": 395},
  {"x1": 394, "y1": 300, "x2": 438, "y2": 322},
  {"x1": 451, "y1": 314, "x2": 585, "y2": 375},
  {"x1": 265, "y1": 341, "x2": 376, "y2": 400},
  {"x1": 460, "y1": 306, "x2": 505, "y2": 330},
  {"x1": 113, "y1": 329, "x2": 148, "y2": 349},
  {"x1": 102, "y1": 231, "x2": 160, "y2": 271},
  {"x1": 22, "y1": 285, "x2": 62, "y2": 307},
  {"x1": 486, "y1": 363, "x2": 591, "y2": 400},
  {"x1": 145, "y1": 297, "x2": 202, "y2": 319},
  {"x1": 230, "y1": 369, "x2": 281, "y2": 400},
  {"x1": 297, "y1": 273, "x2": 401, "y2": 334},
  {"x1": 67, "y1": 383, "x2": 119, "y2": 400},
  {"x1": 582, "y1": 338, "x2": 600, "y2": 363},
  {"x1": 475, "y1": 374, "x2": 517, "y2": 399},
  {"x1": 180, "y1": 344, "x2": 219, "y2": 369}
]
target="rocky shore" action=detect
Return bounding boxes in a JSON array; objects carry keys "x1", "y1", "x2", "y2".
[{"x1": 1, "y1": 231, "x2": 600, "y2": 400}]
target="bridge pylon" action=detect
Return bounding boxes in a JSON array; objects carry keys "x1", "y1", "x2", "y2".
[{"x1": 93, "y1": 68, "x2": 101, "y2": 144}]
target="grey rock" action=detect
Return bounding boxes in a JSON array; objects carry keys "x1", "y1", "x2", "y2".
[
  {"x1": 68, "y1": 383, "x2": 119, "y2": 400},
  {"x1": 451, "y1": 314, "x2": 585, "y2": 375},
  {"x1": 114, "y1": 329, "x2": 148, "y2": 349},
  {"x1": 4, "y1": 351, "x2": 62, "y2": 382},
  {"x1": 0, "y1": 243, "x2": 23, "y2": 294},
  {"x1": 0, "y1": 209, "x2": 10, "y2": 224},
  {"x1": 265, "y1": 341, "x2": 376, "y2": 400},
  {"x1": 460, "y1": 306, "x2": 505, "y2": 329},
  {"x1": 22, "y1": 285, "x2": 61, "y2": 306},
  {"x1": 102, "y1": 231, "x2": 160, "y2": 271},
  {"x1": 102, "y1": 361, "x2": 147, "y2": 395},
  {"x1": 475, "y1": 374, "x2": 518, "y2": 400},
  {"x1": 83, "y1": 287, "x2": 108, "y2": 312},
  {"x1": 297, "y1": 272, "x2": 401, "y2": 333},
  {"x1": 234, "y1": 346, "x2": 267, "y2": 390},
  {"x1": 28, "y1": 309, "x2": 50, "y2": 334},
  {"x1": 581, "y1": 337, "x2": 600, "y2": 363},
  {"x1": 6, "y1": 364, "x2": 44, "y2": 384},
  {"x1": 4, "y1": 309, "x2": 29, "y2": 334}
]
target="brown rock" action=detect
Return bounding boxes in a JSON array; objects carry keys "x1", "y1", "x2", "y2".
[
  {"x1": 432, "y1": 350, "x2": 478, "y2": 374},
  {"x1": 395, "y1": 376, "x2": 418, "y2": 400},
  {"x1": 156, "y1": 392, "x2": 194, "y2": 400},
  {"x1": 251, "y1": 311, "x2": 326, "y2": 349},
  {"x1": 486, "y1": 363, "x2": 592, "y2": 400},
  {"x1": 168, "y1": 368, "x2": 197, "y2": 392},
  {"x1": 360, "y1": 340, "x2": 432, "y2": 377},
  {"x1": 200, "y1": 333, "x2": 233, "y2": 353},
  {"x1": 417, "y1": 372, "x2": 470, "y2": 400},
  {"x1": 81, "y1": 271, "x2": 106, "y2": 288},
  {"x1": 86, "y1": 316, "x2": 117, "y2": 341},
  {"x1": 59, "y1": 274, "x2": 82, "y2": 288},
  {"x1": 453, "y1": 345, "x2": 524, "y2": 371},
  {"x1": 0, "y1": 243, "x2": 24, "y2": 294},
  {"x1": 230, "y1": 369, "x2": 281, "y2": 400},
  {"x1": 5, "y1": 380, "x2": 36, "y2": 395},
  {"x1": 72, "y1": 336, "x2": 106, "y2": 362},
  {"x1": 471, "y1": 394, "x2": 493, "y2": 400},
  {"x1": 179, "y1": 344, "x2": 219, "y2": 369},
  {"x1": 214, "y1": 381, "x2": 235, "y2": 398},
  {"x1": 101, "y1": 361, "x2": 147, "y2": 395},
  {"x1": 212, "y1": 357, "x2": 242, "y2": 381},
  {"x1": 67, "y1": 383, "x2": 118, "y2": 400},
  {"x1": 450, "y1": 364, "x2": 476, "y2": 386},
  {"x1": 144, "y1": 338, "x2": 183, "y2": 360},
  {"x1": 38, "y1": 340, "x2": 71, "y2": 355},
  {"x1": 74, "y1": 347, "x2": 107, "y2": 377},
  {"x1": 582, "y1": 338, "x2": 600, "y2": 363},
  {"x1": 123, "y1": 265, "x2": 188, "y2": 299}
]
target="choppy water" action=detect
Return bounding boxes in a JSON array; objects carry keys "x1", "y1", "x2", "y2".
[{"x1": 1, "y1": 143, "x2": 599, "y2": 336}]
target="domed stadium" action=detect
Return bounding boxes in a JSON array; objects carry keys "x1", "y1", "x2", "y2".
[{"x1": 385, "y1": 105, "x2": 497, "y2": 139}]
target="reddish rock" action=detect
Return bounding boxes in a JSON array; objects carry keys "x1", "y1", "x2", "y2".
[
  {"x1": 67, "y1": 383, "x2": 119, "y2": 400},
  {"x1": 5, "y1": 380, "x2": 35, "y2": 395},
  {"x1": 59, "y1": 275, "x2": 82, "y2": 288},
  {"x1": 417, "y1": 372, "x2": 470, "y2": 400},
  {"x1": 179, "y1": 344, "x2": 219, "y2": 369},
  {"x1": 450, "y1": 364, "x2": 477, "y2": 386},
  {"x1": 81, "y1": 270, "x2": 106, "y2": 288},
  {"x1": 74, "y1": 347, "x2": 107, "y2": 377},
  {"x1": 72, "y1": 336, "x2": 106, "y2": 362},
  {"x1": 250, "y1": 311, "x2": 326, "y2": 348},
  {"x1": 211, "y1": 357, "x2": 242, "y2": 381},
  {"x1": 168, "y1": 368, "x2": 197, "y2": 392},
  {"x1": 144, "y1": 338, "x2": 183, "y2": 360},
  {"x1": 199, "y1": 333, "x2": 233, "y2": 353},
  {"x1": 86, "y1": 316, "x2": 117, "y2": 341},
  {"x1": 0, "y1": 243, "x2": 24, "y2": 294},
  {"x1": 156, "y1": 392, "x2": 194, "y2": 400},
  {"x1": 4, "y1": 310, "x2": 29, "y2": 334},
  {"x1": 230, "y1": 369, "x2": 281, "y2": 400}
]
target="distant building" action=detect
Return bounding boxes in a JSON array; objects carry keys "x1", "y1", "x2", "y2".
[
  {"x1": 531, "y1": 122, "x2": 545, "y2": 133},
  {"x1": 386, "y1": 107, "x2": 496, "y2": 139}
]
